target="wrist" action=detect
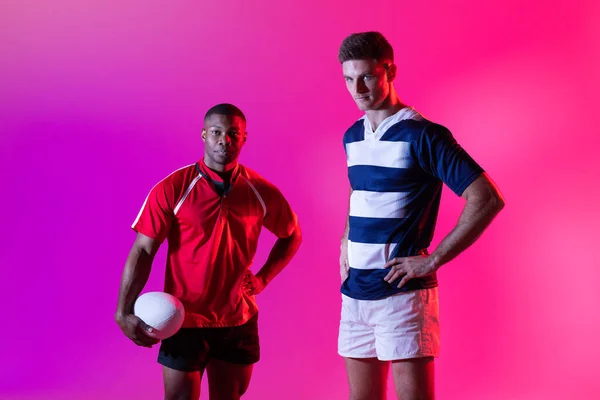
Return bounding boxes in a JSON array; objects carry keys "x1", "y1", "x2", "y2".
[
  {"x1": 115, "y1": 307, "x2": 132, "y2": 321},
  {"x1": 428, "y1": 253, "x2": 443, "y2": 271},
  {"x1": 115, "y1": 312, "x2": 126, "y2": 323},
  {"x1": 255, "y1": 274, "x2": 268, "y2": 288}
]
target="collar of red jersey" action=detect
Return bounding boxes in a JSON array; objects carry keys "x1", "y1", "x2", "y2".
[{"x1": 197, "y1": 158, "x2": 240, "y2": 183}]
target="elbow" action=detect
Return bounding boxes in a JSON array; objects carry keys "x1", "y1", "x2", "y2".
[
  {"x1": 284, "y1": 222, "x2": 302, "y2": 249},
  {"x1": 292, "y1": 222, "x2": 303, "y2": 244},
  {"x1": 281, "y1": 220, "x2": 303, "y2": 243},
  {"x1": 490, "y1": 193, "x2": 505, "y2": 214}
]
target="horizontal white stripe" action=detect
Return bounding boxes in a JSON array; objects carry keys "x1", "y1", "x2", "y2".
[
  {"x1": 348, "y1": 241, "x2": 390, "y2": 270},
  {"x1": 346, "y1": 140, "x2": 411, "y2": 169},
  {"x1": 350, "y1": 190, "x2": 409, "y2": 219}
]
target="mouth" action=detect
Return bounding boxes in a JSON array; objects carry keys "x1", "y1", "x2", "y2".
[
  {"x1": 355, "y1": 96, "x2": 370, "y2": 102},
  {"x1": 215, "y1": 149, "x2": 231, "y2": 156}
]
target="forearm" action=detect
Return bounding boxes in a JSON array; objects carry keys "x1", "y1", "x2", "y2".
[
  {"x1": 429, "y1": 194, "x2": 504, "y2": 270},
  {"x1": 342, "y1": 214, "x2": 350, "y2": 242},
  {"x1": 115, "y1": 246, "x2": 154, "y2": 317},
  {"x1": 255, "y1": 226, "x2": 302, "y2": 286}
]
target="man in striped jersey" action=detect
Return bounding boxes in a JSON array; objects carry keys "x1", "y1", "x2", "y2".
[
  {"x1": 115, "y1": 103, "x2": 302, "y2": 400},
  {"x1": 337, "y1": 32, "x2": 505, "y2": 399}
]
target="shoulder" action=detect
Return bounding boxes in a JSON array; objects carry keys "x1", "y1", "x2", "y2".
[
  {"x1": 238, "y1": 165, "x2": 283, "y2": 197},
  {"x1": 386, "y1": 118, "x2": 433, "y2": 141},
  {"x1": 343, "y1": 118, "x2": 365, "y2": 144},
  {"x1": 152, "y1": 163, "x2": 198, "y2": 193}
]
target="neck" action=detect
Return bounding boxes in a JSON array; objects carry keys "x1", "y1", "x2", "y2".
[
  {"x1": 203, "y1": 157, "x2": 237, "y2": 177},
  {"x1": 365, "y1": 86, "x2": 406, "y2": 131}
]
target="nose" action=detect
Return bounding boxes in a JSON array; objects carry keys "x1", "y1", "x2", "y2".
[
  {"x1": 355, "y1": 79, "x2": 368, "y2": 94},
  {"x1": 218, "y1": 134, "x2": 231, "y2": 146}
]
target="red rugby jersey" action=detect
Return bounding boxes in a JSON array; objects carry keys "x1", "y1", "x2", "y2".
[{"x1": 132, "y1": 159, "x2": 298, "y2": 328}]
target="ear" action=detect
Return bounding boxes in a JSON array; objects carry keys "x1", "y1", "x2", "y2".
[
  {"x1": 243, "y1": 131, "x2": 248, "y2": 144},
  {"x1": 201, "y1": 128, "x2": 206, "y2": 142},
  {"x1": 386, "y1": 63, "x2": 397, "y2": 83}
]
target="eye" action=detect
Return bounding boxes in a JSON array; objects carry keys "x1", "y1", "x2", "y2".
[
  {"x1": 345, "y1": 77, "x2": 352, "y2": 82},
  {"x1": 363, "y1": 75, "x2": 373, "y2": 81},
  {"x1": 212, "y1": 130, "x2": 221, "y2": 135}
]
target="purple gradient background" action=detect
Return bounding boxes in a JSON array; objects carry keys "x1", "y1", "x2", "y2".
[{"x1": 1, "y1": 0, "x2": 599, "y2": 399}]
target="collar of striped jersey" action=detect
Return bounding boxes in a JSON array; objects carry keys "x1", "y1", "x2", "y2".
[{"x1": 362, "y1": 106, "x2": 421, "y2": 138}]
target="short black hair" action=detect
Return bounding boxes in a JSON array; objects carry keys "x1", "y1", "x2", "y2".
[
  {"x1": 204, "y1": 103, "x2": 246, "y2": 123},
  {"x1": 338, "y1": 31, "x2": 394, "y2": 64}
]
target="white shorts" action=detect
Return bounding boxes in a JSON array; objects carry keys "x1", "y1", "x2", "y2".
[{"x1": 338, "y1": 288, "x2": 440, "y2": 361}]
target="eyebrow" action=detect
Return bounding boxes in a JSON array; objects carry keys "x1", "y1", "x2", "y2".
[
  {"x1": 209, "y1": 125, "x2": 240, "y2": 131},
  {"x1": 343, "y1": 73, "x2": 372, "y2": 79}
]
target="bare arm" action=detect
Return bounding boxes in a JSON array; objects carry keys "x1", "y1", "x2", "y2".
[
  {"x1": 246, "y1": 224, "x2": 302, "y2": 294},
  {"x1": 429, "y1": 172, "x2": 505, "y2": 269},
  {"x1": 385, "y1": 173, "x2": 505, "y2": 288},
  {"x1": 340, "y1": 187, "x2": 353, "y2": 282},
  {"x1": 257, "y1": 225, "x2": 302, "y2": 285},
  {"x1": 115, "y1": 233, "x2": 161, "y2": 347}
]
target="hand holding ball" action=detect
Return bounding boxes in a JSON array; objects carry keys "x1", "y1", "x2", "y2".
[{"x1": 133, "y1": 292, "x2": 185, "y2": 340}]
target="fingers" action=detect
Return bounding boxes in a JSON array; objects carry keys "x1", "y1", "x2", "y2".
[
  {"x1": 340, "y1": 256, "x2": 349, "y2": 270},
  {"x1": 340, "y1": 257, "x2": 350, "y2": 282},
  {"x1": 383, "y1": 257, "x2": 404, "y2": 269},
  {"x1": 383, "y1": 259, "x2": 403, "y2": 281},
  {"x1": 340, "y1": 267, "x2": 349, "y2": 283},
  {"x1": 118, "y1": 314, "x2": 159, "y2": 348},
  {"x1": 133, "y1": 328, "x2": 159, "y2": 347},
  {"x1": 396, "y1": 273, "x2": 414, "y2": 289},
  {"x1": 137, "y1": 318, "x2": 153, "y2": 334},
  {"x1": 384, "y1": 266, "x2": 405, "y2": 283},
  {"x1": 133, "y1": 338, "x2": 154, "y2": 348},
  {"x1": 384, "y1": 266, "x2": 415, "y2": 289},
  {"x1": 242, "y1": 276, "x2": 255, "y2": 295},
  {"x1": 340, "y1": 256, "x2": 349, "y2": 271},
  {"x1": 133, "y1": 318, "x2": 159, "y2": 347}
]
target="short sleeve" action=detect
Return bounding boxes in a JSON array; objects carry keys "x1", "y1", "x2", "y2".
[
  {"x1": 416, "y1": 123, "x2": 485, "y2": 196},
  {"x1": 131, "y1": 180, "x2": 175, "y2": 242},
  {"x1": 262, "y1": 185, "x2": 298, "y2": 239}
]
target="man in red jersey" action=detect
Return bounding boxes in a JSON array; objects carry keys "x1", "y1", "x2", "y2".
[{"x1": 115, "y1": 103, "x2": 302, "y2": 400}]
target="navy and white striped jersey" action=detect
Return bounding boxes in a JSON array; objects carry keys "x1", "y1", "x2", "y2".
[{"x1": 341, "y1": 107, "x2": 484, "y2": 300}]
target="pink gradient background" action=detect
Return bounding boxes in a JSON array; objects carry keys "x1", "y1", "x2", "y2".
[{"x1": 1, "y1": 0, "x2": 599, "y2": 399}]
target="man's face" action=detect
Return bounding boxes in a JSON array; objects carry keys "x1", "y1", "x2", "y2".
[
  {"x1": 342, "y1": 59, "x2": 394, "y2": 111},
  {"x1": 202, "y1": 114, "x2": 246, "y2": 169}
]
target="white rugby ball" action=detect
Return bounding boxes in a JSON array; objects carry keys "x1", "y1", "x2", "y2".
[{"x1": 134, "y1": 292, "x2": 185, "y2": 340}]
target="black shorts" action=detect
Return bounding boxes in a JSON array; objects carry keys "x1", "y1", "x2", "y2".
[{"x1": 158, "y1": 313, "x2": 260, "y2": 372}]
